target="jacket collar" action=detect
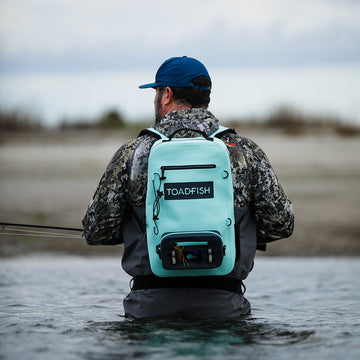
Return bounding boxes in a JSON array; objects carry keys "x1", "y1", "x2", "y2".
[{"x1": 153, "y1": 108, "x2": 219, "y2": 138}]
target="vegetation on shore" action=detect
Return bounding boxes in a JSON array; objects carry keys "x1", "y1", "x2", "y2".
[
  {"x1": 1, "y1": 105, "x2": 359, "y2": 257},
  {"x1": 1, "y1": 106, "x2": 360, "y2": 137}
]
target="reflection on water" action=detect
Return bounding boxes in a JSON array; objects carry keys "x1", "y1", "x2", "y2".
[
  {"x1": 69, "y1": 317, "x2": 316, "y2": 360},
  {"x1": 88, "y1": 318, "x2": 314, "y2": 353},
  {"x1": 0, "y1": 256, "x2": 359, "y2": 360}
]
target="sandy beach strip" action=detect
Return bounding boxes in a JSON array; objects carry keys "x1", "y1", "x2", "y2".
[{"x1": 0, "y1": 129, "x2": 359, "y2": 256}]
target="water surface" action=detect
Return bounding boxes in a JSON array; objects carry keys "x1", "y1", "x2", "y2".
[{"x1": 0, "y1": 256, "x2": 359, "y2": 360}]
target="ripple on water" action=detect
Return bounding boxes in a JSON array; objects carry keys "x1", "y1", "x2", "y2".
[
  {"x1": 0, "y1": 256, "x2": 359, "y2": 360},
  {"x1": 78, "y1": 317, "x2": 316, "y2": 359}
]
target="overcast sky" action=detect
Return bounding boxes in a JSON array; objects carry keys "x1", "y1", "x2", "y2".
[
  {"x1": 0, "y1": 0, "x2": 359, "y2": 124},
  {"x1": 1, "y1": 0, "x2": 359, "y2": 73}
]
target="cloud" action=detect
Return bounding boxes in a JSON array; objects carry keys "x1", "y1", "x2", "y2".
[{"x1": 1, "y1": 0, "x2": 359, "y2": 72}]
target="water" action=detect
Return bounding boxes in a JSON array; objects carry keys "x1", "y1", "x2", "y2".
[{"x1": 0, "y1": 256, "x2": 359, "y2": 360}]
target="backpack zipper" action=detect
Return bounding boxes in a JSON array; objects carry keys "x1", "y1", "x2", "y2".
[{"x1": 161, "y1": 164, "x2": 216, "y2": 179}]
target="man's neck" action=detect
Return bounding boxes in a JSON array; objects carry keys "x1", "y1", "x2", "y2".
[{"x1": 163, "y1": 103, "x2": 191, "y2": 117}]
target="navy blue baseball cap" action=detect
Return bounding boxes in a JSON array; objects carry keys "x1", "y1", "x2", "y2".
[{"x1": 139, "y1": 56, "x2": 211, "y2": 89}]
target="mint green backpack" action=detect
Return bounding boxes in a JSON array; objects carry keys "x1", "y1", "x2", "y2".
[{"x1": 145, "y1": 126, "x2": 236, "y2": 277}]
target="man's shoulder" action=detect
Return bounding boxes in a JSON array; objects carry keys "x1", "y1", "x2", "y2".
[
  {"x1": 120, "y1": 131, "x2": 158, "y2": 150},
  {"x1": 113, "y1": 131, "x2": 159, "y2": 163},
  {"x1": 217, "y1": 130, "x2": 260, "y2": 151}
]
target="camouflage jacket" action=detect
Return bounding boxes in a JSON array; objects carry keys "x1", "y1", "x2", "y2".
[{"x1": 82, "y1": 109, "x2": 294, "y2": 276}]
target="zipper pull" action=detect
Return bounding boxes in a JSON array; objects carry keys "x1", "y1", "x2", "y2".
[{"x1": 160, "y1": 167, "x2": 166, "y2": 180}]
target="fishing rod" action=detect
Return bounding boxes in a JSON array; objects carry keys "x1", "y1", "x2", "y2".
[
  {"x1": 0, "y1": 222, "x2": 83, "y2": 240},
  {"x1": 0, "y1": 222, "x2": 124, "y2": 247},
  {"x1": 0, "y1": 222, "x2": 83, "y2": 232}
]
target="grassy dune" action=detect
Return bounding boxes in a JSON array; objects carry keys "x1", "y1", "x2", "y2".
[{"x1": 0, "y1": 126, "x2": 359, "y2": 257}]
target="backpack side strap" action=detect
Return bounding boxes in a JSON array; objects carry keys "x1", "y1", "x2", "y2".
[
  {"x1": 210, "y1": 125, "x2": 237, "y2": 138},
  {"x1": 138, "y1": 127, "x2": 169, "y2": 140}
]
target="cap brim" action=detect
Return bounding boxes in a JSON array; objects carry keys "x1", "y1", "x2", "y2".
[{"x1": 139, "y1": 82, "x2": 157, "y2": 89}]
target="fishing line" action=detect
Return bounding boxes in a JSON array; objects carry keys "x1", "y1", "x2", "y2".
[
  {"x1": 0, "y1": 231, "x2": 125, "y2": 247},
  {"x1": 0, "y1": 232, "x2": 82, "y2": 239},
  {"x1": 1, "y1": 227, "x2": 82, "y2": 238},
  {"x1": 0, "y1": 223, "x2": 124, "y2": 247},
  {"x1": 0, "y1": 222, "x2": 83, "y2": 239},
  {"x1": 0, "y1": 222, "x2": 83, "y2": 232}
]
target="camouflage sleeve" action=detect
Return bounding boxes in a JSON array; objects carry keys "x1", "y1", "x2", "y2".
[
  {"x1": 246, "y1": 138, "x2": 294, "y2": 243},
  {"x1": 82, "y1": 140, "x2": 136, "y2": 245}
]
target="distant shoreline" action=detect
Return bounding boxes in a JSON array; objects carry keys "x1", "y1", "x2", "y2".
[
  {"x1": 2, "y1": 105, "x2": 360, "y2": 139},
  {"x1": 1, "y1": 127, "x2": 359, "y2": 257}
]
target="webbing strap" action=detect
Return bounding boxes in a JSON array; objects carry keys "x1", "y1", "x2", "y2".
[
  {"x1": 139, "y1": 125, "x2": 236, "y2": 141},
  {"x1": 210, "y1": 125, "x2": 232, "y2": 138},
  {"x1": 131, "y1": 275, "x2": 245, "y2": 294},
  {"x1": 138, "y1": 128, "x2": 167, "y2": 140},
  {"x1": 145, "y1": 127, "x2": 169, "y2": 140}
]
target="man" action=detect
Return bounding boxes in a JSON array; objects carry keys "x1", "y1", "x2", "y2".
[{"x1": 82, "y1": 56, "x2": 294, "y2": 319}]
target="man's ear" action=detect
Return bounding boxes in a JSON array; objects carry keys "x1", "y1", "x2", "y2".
[{"x1": 163, "y1": 86, "x2": 174, "y2": 105}]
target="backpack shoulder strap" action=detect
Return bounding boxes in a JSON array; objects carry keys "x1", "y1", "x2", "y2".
[
  {"x1": 138, "y1": 127, "x2": 169, "y2": 140},
  {"x1": 210, "y1": 125, "x2": 237, "y2": 139},
  {"x1": 140, "y1": 125, "x2": 236, "y2": 140}
]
